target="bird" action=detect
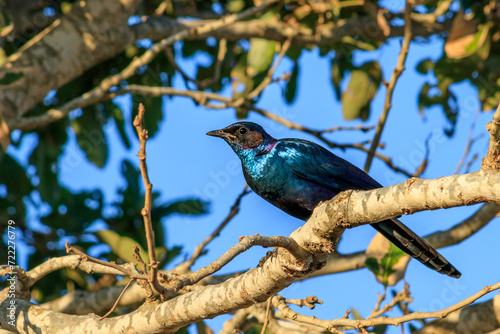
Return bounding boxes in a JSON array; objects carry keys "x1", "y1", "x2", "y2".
[{"x1": 207, "y1": 121, "x2": 461, "y2": 278}]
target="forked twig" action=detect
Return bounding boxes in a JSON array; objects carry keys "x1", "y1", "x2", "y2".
[{"x1": 133, "y1": 103, "x2": 166, "y2": 297}]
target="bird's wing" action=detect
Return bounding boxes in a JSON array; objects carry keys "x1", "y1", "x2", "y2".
[{"x1": 277, "y1": 139, "x2": 382, "y2": 192}]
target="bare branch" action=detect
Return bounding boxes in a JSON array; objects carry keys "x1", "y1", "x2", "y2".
[
  {"x1": 415, "y1": 293, "x2": 500, "y2": 334},
  {"x1": 65, "y1": 242, "x2": 146, "y2": 280},
  {"x1": 133, "y1": 103, "x2": 166, "y2": 297},
  {"x1": 272, "y1": 282, "x2": 500, "y2": 331},
  {"x1": 220, "y1": 309, "x2": 252, "y2": 334},
  {"x1": 364, "y1": 0, "x2": 413, "y2": 173},
  {"x1": 3, "y1": 169, "x2": 500, "y2": 333},
  {"x1": 283, "y1": 296, "x2": 323, "y2": 310},
  {"x1": 368, "y1": 283, "x2": 411, "y2": 318},
  {"x1": 132, "y1": 14, "x2": 452, "y2": 49},
  {"x1": 163, "y1": 234, "x2": 312, "y2": 295},
  {"x1": 176, "y1": 186, "x2": 250, "y2": 273},
  {"x1": 98, "y1": 278, "x2": 136, "y2": 320},
  {"x1": 309, "y1": 201, "x2": 500, "y2": 278},
  {"x1": 7, "y1": 0, "x2": 281, "y2": 131},
  {"x1": 455, "y1": 108, "x2": 482, "y2": 174}
]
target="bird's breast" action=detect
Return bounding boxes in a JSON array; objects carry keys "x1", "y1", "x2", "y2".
[{"x1": 242, "y1": 153, "x2": 335, "y2": 221}]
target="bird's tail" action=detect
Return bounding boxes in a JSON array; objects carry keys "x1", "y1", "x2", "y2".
[{"x1": 371, "y1": 218, "x2": 461, "y2": 278}]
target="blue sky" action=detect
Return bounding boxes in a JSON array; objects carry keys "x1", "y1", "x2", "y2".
[{"x1": 8, "y1": 29, "x2": 499, "y2": 332}]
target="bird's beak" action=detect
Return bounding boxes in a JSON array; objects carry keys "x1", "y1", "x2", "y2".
[{"x1": 206, "y1": 129, "x2": 234, "y2": 139}]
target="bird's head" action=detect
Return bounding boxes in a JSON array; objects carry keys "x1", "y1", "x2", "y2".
[{"x1": 207, "y1": 122, "x2": 276, "y2": 158}]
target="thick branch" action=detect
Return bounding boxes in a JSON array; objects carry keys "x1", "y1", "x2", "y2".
[
  {"x1": 301, "y1": 170, "x2": 500, "y2": 254},
  {"x1": 5, "y1": 0, "x2": 280, "y2": 130},
  {"x1": 2, "y1": 170, "x2": 500, "y2": 332},
  {"x1": 0, "y1": 0, "x2": 140, "y2": 119},
  {"x1": 132, "y1": 15, "x2": 452, "y2": 48},
  {"x1": 415, "y1": 294, "x2": 500, "y2": 334}
]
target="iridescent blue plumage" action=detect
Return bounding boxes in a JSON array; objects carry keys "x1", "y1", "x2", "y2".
[{"x1": 207, "y1": 122, "x2": 461, "y2": 278}]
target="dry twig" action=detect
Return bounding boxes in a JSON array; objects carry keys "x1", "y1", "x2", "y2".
[
  {"x1": 133, "y1": 103, "x2": 166, "y2": 297},
  {"x1": 177, "y1": 185, "x2": 251, "y2": 272},
  {"x1": 364, "y1": 0, "x2": 413, "y2": 173},
  {"x1": 65, "y1": 241, "x2": 147, "y2": 280},
  {"x1": 272, "y1": 282, "x2": 500, "y2": 331}
]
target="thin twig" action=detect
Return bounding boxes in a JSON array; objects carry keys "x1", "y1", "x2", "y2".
[
  {"x1": 272, "y1": 282, "x2": 500, "y2": 330},
  {"x1": 260, "y1": 297, "x2": 273, "y2": 334},
  {"x1": 132, "y1": 244, "x2": 155, "y2": 300},
  {"x1": 364, "y1": 0, "x2": 413, "y2": 173},
  {"x1": 98, "y1": 278, "x2": 136, "y2": 320},
  {"x1": 235, "y1": 36, "x2": 293, "y2": 105},
  {"x1": 65, "y1": 241, "x2": 147, "y2": 280},
  {"x1": 9, "y1": 0, "x2": 280, "y2": 131},
  {"x1": 177, "y1": 186, "x2": 250, "y2": 272},
  {"x1": 133, "y1": 103, "x2": 166, "y2": 297},
  {"x1": 284, "y1": 296, "x2": 323, "y2": 310},
  {"x1": 455, "y1": 108, "x2": 482, "y2": 174},
  {"x1": 323, "y1": 124, "x2": 376, "y2": 133},
  {"x1": 164, "y1": 47, "x2": 202, "y2": 89},
  {"x1": 369, "y1": 283, "x2": 412, "y2": 318},
  {"x1": 163, "y1": 234, "x2": 311, "y2": 297},
  {"x1": 199, "y1": 38, "x2": 227, "y2": 89}
]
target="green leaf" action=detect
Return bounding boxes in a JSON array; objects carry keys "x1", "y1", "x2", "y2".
[
  {"x1": 366, "y1": 243, "x2": 406, "y2": 286},
  {"x1": 351, "y1": 308, "x2": 362, "y2": 320},
  {"x1": 341, "y1": 61, "x2": 382, "y2": 121},
  {"x1": 108, "y1": 101, "x2": 131, "y2": 149},
  {"x1": 373, "y1": 324, "x2": 389, "y2": 334},
  {"x1": 247, "y1": 38, "x2": 277, "y2": 78},
  {"x1": 95, "y1": 229, "x2": 149, "y2": 264},
  {"x1": 118, "y1": 159, "x2": 142, "y2": 210},
  {"x1": 71, "y1": 107, "x2": 108, "y2": 168},
  {"x1": 416, "y1": 58, "x2": 434, "y2": 74},
  {"x1": 284, "y1": 62, "x2": 299, "y2": 104},
  {"x1": 29, "y1": 121, "x2": 68, "y2": 204},
  {"x1": 152, "y1": 199, "x2": 209, "y2": 220},
  {"x1": 418, "y1": 80, "x2": 458, "y2": 136},
  {"x1": 380, "y1": 244, "x2": 406, "y2": 276},
  {"x1": 286, "y1": 45, "x2": 302, "y2": 62},
  {"x1": 40, "y1": 189, "x2": 102, "y2": 233},
  {"x1": 331, "y1": 59, "x2": 342, "y2": 100},
  {"x1": 226, "y1": 0, "x2": 245, "y2": 13},
  {"x1": 0, "y1": 47, "x2": 6, "y2": 67},
  {"x1": 365, "y1": 257, "x2": 380, "y2": 275},
  {"x1": 0, "y1": 154, "x2": 31, "y2": 223},
  {"x1": 0, "y1": 154, "x2": 32, "y2": 195},
  {"x1": 0, "y1": 72, "x2": 24, "y2": 85}
]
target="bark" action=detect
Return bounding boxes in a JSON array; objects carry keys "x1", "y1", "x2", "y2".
[
  {"x1": 1, "y1": 170, "x2": 500, "y2": 333},
  {"x1": 415, "y1": 294, "x2": 500, "y2": 334},
  {"x1": 0, "y1": 0, "x2": 140, "y2": 119},
  {"x1": 0, "y1": 3, "x2": 453, "y2": 122}
]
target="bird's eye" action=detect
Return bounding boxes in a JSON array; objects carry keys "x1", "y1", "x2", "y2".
[{"x1": 239, "y1": 127, "x2": 248, "y2": 135}]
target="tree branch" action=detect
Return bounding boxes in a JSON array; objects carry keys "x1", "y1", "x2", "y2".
[
  {"x1": 0, "y1": 0, "x2": 141, "y2": 120},
  {"x1": 133, "y1": 103, "x2": 166, "y2": 297},
  {"x1": 132, "y1": 14, "x2": 452, "y2": 48},
  {"x1": 176, "y1": 186, "x2": 250, "y2": 273},
  {"x1": 364, "y1": 0, "x2": 413, "y2": 172},
  {"x1": 5, "y1": 0, "x2": 280, "y2": 131},
  {"x1": 482, "y1": 102, "x2": 500, "y2": 170},
  {"x1": 271, "y1": 282, "x2": 500, "y2": 330},
  {"x1": 3, "y1": 168, "x2": 500, "y2": 333}
]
